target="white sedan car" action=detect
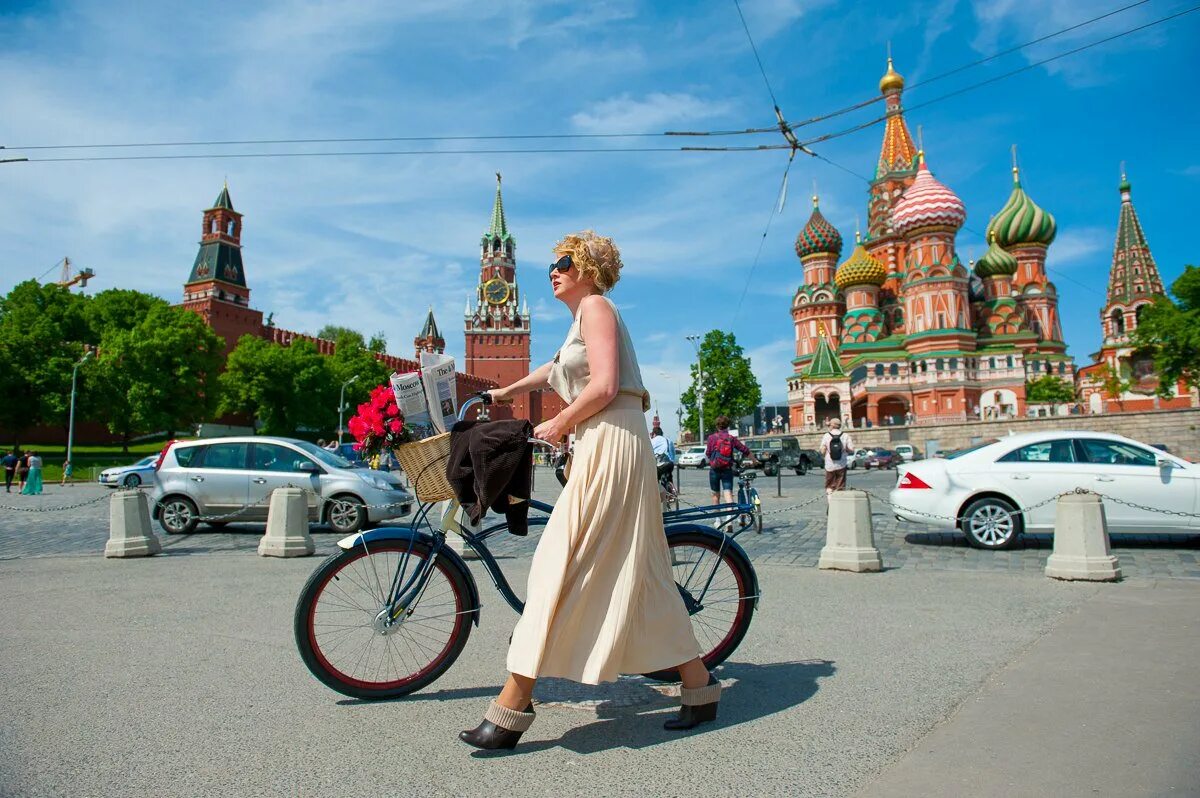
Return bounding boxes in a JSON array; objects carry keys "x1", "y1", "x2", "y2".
[
  {"x1": 889, "y1": 431, "x2": 1197, "y2": 550},
  {"x1": 677, "y1": 445, "x2": 707, "y2": 469}
]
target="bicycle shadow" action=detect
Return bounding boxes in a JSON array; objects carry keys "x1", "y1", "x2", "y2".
[
  {"x1": 472, "y1": 659, "x2": 835, "y2": 757},
  {"x1": 336, "y1": 684, "x2": 506, "y2": 706}
]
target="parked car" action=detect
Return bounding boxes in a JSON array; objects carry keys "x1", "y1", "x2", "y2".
[
  {"x1": 894, "y1": 443, "x2": 919, "y2": 462},
  {"x1": 97, "y1": 455, "x2": 158, "y2": 488},
  {"x1": 890, "y1": 431, "x2": 1199, "y2": 550},
  {"x1": 151, "y1": 436, "x2": 413, "y2": 536},
  {"x1": 864, "y1": 449, "x2": 899, "y2": 470},
  {"x1": 678, "y1": 445, "x2": 707, "y2": 469},
  {"x1": 742, "y1": 437, "x2": 808, "y2": 476},
  {"x1": 798, "y1": 448, "x2": 824, "y2": 471},
  {"x1": 848, "y1": 448, "x2": 870, "y2": 470}
]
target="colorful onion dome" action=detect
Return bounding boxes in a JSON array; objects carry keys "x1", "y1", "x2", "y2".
[
  {"x1": 794, "y1": 196, "x2": 844, "y2": 259},
  {"x1": 834, "y1": 238, "x2": 887, "y2": 289},
  {"x1": 974, "y1": 232, "x2": 1019, "y2": 278},
  {"x1": 879, "y1": 57, "x2": 904, "y2": 93},
  {"x1": 985, "y1": 166, "x2": 1056, "y2": 247},
  {"x1": 891, "y1": 152, "x2": 966, "y2": 235}
]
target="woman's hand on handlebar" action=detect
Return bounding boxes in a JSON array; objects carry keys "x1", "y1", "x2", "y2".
[
  {"x1": 533, "y1": 415, "x2": 568, "y2": 444},
  {"x1": 485, "y1": 387, "x2": 513, "y2": 404}
]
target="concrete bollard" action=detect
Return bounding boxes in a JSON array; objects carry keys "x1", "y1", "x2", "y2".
[
  {"x1": 105, "y1": 490, "x2": 162, "y2": 558},
  {"x1": 1045, "y1": 492, "x2": 1121, "y2": 582},
  {"x1": 258, "y1": 487, "x2": 315, "y2": 557},
  {"x1": 818, "y1": 489, "x2": 882, "y2": 573}
]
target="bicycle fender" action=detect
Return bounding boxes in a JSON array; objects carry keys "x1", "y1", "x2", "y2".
[
  {"x1": 338, "y1": 528, "x2": 482, "y2": 627},
  {"x1": 663, "y1": 524, "x2": 761, "y2": 609}
]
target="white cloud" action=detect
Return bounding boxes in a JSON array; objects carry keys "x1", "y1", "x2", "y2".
[
  {"x1": 746, "y1": 337, "x2": 796, "y2": 404},
  {"x1": 1049, "y1": 226, "x2": 1109, "y2": 267},
  {"x1": 570, "y1": 92, "x2": 735, "y2": 134},
  {"x1": 969, "y1": 0, "x2": 1166, "y2": 88}
]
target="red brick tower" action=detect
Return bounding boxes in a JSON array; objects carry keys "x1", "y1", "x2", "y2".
[
  {"x1": 414, "y1": 307, "x2": 445, "y2": 358},
  {"x1": 180, "y1": 183, "x2": 263, "y2": 356},
  {"x1": 464, "y1": 174, "x2": 532, "y2": 421}
]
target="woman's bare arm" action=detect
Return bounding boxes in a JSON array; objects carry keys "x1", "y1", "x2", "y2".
[{"x1": 492, "y1": 360, "x2": 553, "y2": 400}]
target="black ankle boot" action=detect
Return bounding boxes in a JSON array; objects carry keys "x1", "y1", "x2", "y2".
[
  {"x1": 459, "y1": 701, "x2": 535, "y2": 750},
  {"x1": 664, "y1": 675, "x2": 721, "y2": 731}
]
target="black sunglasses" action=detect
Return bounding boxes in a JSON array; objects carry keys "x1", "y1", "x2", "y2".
[{"x1": 549, "y1": 254, "x2": 572, "y2": 279}]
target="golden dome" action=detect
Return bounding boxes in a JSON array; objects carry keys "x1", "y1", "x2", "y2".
[
  {"x1": 879, "y1": 57, "x2": 904, "y2": 94},
  {"x1": 834, "y1": 243, "x2": 887, "y2": 289}
]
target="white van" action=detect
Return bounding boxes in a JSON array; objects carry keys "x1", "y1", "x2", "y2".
[{"x1": 894, "y1": 443, "x2": 919, "y2": 462}]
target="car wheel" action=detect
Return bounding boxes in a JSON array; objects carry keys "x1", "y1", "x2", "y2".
[
  {"x1": 327, "y1": 495, "x2": 366, "y2": 535},
  {"x1": 122, "y1": 473, "x2": 142, "y2": 488},
  {"x1": 159, "y1": 496, "x2": 199, "y2": 535},
  {"x1": 763, "y1": 463, "x2": 778, "y2": 477},
  {"x1": 961, "y1": 496, "x2": 1022, "y2": 550}
]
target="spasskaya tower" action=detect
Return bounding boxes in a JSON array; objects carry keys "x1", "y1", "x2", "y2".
[{"x1": 465, "y1": 174, "x2": 533, "y2": 421}]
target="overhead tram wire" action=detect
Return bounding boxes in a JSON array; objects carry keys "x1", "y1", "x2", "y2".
[
  {"x1": 0, "y1": 0, "x2": 1161, "y2": 156},
  {"x1": 7, "y1": 4, "x2": 1197, "y2": 166},
  {"x1": 791, "y1": 2, "x2": 1200, "y2": 153}
]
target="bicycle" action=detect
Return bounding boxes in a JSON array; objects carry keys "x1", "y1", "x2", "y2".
[
  {"x1": 294, "y1": 393, "x2": 760, "y2": 700},
  {"x1": 734, "y1": 464, "x2": 763, "y2": 534},
  {"x1": 657, "y1": 461, "x2": 680, "y2": 513}
]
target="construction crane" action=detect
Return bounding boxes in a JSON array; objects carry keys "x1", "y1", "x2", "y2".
[{"x1": 54, "y1": 257, "x2": 94, "y2": 289}]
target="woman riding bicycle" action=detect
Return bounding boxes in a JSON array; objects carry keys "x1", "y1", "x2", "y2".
[
  {"x1": 650, "y1": 426, "x2": 677, "y2": 500},
  {"x1": 459, "y1": 231, "x2": 721, "y2": 750}
]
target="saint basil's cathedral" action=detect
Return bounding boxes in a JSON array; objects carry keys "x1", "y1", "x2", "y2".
[{"x1": 787, "y1": 59, "x2": 1192, "y2": 431}]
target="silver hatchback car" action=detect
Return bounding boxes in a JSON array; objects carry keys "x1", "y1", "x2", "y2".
[{"x1": 151, "y1": 436, "x2": 413, "y2": 535}]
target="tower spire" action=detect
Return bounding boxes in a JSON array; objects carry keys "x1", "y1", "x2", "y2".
[
  {"x1": 487, "y1": 172, "x2": 513, "y2": 243},
  {"x1": 1107, "y1": 165, "x2": 1162, "y2": 305}
]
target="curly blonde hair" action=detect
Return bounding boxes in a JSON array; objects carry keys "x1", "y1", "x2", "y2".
[{"x1": 553, "y1": 230, "x2": 623, "y2": 293}]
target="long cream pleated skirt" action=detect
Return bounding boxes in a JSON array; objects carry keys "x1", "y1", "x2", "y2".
[{"x1": 507, "y1": 394, "x2": 702, "y2": 684}]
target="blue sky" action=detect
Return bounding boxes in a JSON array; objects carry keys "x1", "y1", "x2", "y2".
[{"x1": 2, "y1": 0, "x2": 1197, "y2": 438}]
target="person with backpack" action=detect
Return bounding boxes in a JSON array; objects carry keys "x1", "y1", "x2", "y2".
[
  {"x1": 819, "y1": 417, "x2": 854, "y2": 496},
  {"x1": 706, "y1": 415, "x2": 750, "y2": 505}
]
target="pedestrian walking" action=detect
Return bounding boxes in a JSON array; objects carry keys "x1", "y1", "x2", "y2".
[
  {"x1": 16, "y1": 451, "x2": 28, "y2": 493},
  {"x1": 20, "y1": 451, "x2": 44, "y2": 495},
  {"x1": 819, "y1": 418, "x2": 853, "y2": 497},
  {"x1": 459, "y1": 230, "x2": 718, "y2": 751},
  {"x1": 60, "y1": 459, "x2": 73, "y2": 487},
  {"x1": 2, "y1": 450, "x2": 17, "y2": 493},
  {"x1": 706, "y1": 415, "x2": 750, "y2": 506}
]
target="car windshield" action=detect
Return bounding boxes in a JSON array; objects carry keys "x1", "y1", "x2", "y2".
[
  {"x1": 292, "y1": 440, "x2": 354, "y2": 469},
  {"x1": 688, "y1": 447, "x2": 705, "y2": 453},
  {"x1": 136, "y1": 456, "x2": 156, "y2": 466}
]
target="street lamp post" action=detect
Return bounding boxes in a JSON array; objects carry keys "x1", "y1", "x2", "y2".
[
  {"x1": 685, "y1": 335, "x2": 705, "y2": 445},
  {"x1": 66, "y1": 350, "x2": 93, "y2": 475},
  {"x1": 337, "y1": 374, "x2": 361, "y2": 445}
]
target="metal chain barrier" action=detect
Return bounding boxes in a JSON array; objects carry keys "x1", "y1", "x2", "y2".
[
  {"x1": 0, "y1": 492, "x2": 113, "y2": 513},
  {"x1": 862, "y1": 486, "x2": 1200, "y2": 524}
]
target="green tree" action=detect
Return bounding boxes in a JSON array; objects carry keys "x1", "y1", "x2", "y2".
[
  {"x1": 85, "y1": 288, "x2": 167, "y2": 338},
  {"x1": 679, "y1": 330, "x2": 762, "y2": 438},
  {"x1": 1089, "y1": 363, "x2": 1133, "y2": 411},
  {"x1": 316, "y1": 325, "x2": 365, "y2": 348},
  {"x1": 1025, "y1": 375, "x2": 1076, "y2": 404},
  {"x1": 0, "y1": 280, "x2": 91, "y2": 441},
  {"x1": 219, "y1": 337, "x2": 331, "y2": 435},
  {"x1": 368, "y1": 331, "x2": 387, "y2": 354},
  {"x1": 89, "y1": 305, "x2": 223, "y2": 449},
  {"x1": 1132, "y1": 264, "x2": 1200, "y2": 396}
]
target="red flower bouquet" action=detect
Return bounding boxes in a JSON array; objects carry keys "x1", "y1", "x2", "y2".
[{"x1": 346, "y1": 383, "x2": 414, "y2": 460}]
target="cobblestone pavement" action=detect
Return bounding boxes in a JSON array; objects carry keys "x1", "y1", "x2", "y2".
[{"x1": 2, "y1": 467, "x2": 1198, "y2": 579}]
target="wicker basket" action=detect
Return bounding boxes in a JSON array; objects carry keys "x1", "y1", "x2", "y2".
[{"x1": 392, "y1": 432, "x2": 455, "y2": 503}]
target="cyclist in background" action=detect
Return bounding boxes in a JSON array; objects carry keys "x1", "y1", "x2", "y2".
[
  {"x1": 650, "y1": 426, "x2": 676, "y2": 498},
  {"x1": 706, "y1": 415, "x2": 750, "y2": 505}
]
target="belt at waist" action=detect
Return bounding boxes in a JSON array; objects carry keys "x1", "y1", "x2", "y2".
[{"x1": 608, "y1": 392, "x2": 647, "y2": 411}]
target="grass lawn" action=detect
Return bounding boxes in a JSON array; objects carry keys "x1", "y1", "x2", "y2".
[{"x1": 1, "y1": 439, "x2": 194, "y2": 484}]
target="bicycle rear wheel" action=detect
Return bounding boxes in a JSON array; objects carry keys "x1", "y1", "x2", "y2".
[
  {"x1": 294, "y1": 539, "x2": 473, "y2": 700},
  {"x1": 645, "y1": 530, "x2": 757, "y2": 681}
]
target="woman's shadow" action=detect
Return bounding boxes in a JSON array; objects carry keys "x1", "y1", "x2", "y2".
[{"x1": 474, "y1": 659, "x2": 835, "y2": 757}]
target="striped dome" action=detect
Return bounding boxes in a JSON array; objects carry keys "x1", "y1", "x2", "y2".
[
  {"x1": 834, "y1": 243, "x2": 887, "y2": 289},
  {"x1": 985, "y1": 167, "x2": 1056, "y2": 247},
  {"x1": 795, "y1": 198, "x2": 843, "y2": 259},
  {"x1": 891, "y1": 154, "x2": 966, "y2": 235},
  {"x1": 974, "y1": 234, "x2": 1019, "y2": 278}
]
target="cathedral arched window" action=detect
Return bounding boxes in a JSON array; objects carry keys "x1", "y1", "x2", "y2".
[
  {"x1": 949, "y1": 358, "x2": 958, "y2": 370},
  {"x1": 1111, "y1": 309, "x2": 1125, "y2": 336},
  {"x1": 874, "y1": 364, "x2": 884, "y2": 377},
  {"x1": 210, "y1": 219, "x2": 217, "y2": 234},
  {"x1": 1006, "y1": 355, "x2": 1014, "y2": 368},
  {"x1": 889, "y1": 363, "x2": 899, "y2": 376},
  {"x1": 227, "y1": 220, "x2": 236, "y2": 236},
  {"x1": 935, "y1": 358, "x2": 944, "y2": 371}
]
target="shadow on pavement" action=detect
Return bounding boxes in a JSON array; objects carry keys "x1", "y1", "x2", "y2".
[
  {"x1": 476, "y1": 659, "x2": 836, "y2": 757},
  {"x1": 902, "y1": 531, "x2": 1199, "y2": 551}
]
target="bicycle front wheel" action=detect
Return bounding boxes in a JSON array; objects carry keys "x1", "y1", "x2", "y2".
[
  {"x1": 752, "y1": 488, "x2": 763, "y2": 534},
  {"x1": 294, "y1": 540, "x2": 474, "y2": 700},
  {"x1": 645, "y1": 530, "x2": 757, "y2": 681}
]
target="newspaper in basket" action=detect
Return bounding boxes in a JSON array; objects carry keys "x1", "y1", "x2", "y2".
[{"x1": 388, "y1": 352, "x2": 460, "y2": 503}]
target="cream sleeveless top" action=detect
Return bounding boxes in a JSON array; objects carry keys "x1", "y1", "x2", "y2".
[{"x1": 548, "y1": 296, "x2": 651, "y2": 412}]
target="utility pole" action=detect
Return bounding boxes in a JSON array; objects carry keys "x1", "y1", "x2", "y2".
[
  {"x1": 67, "y1": 350, "x2": 93, "y2": 475},
  {"x1": 337, "y1": 374, "x2": 361, "y2": 445},
  {"x1": 686, "y1": 335, "x2": 705, "y2": 445}
]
